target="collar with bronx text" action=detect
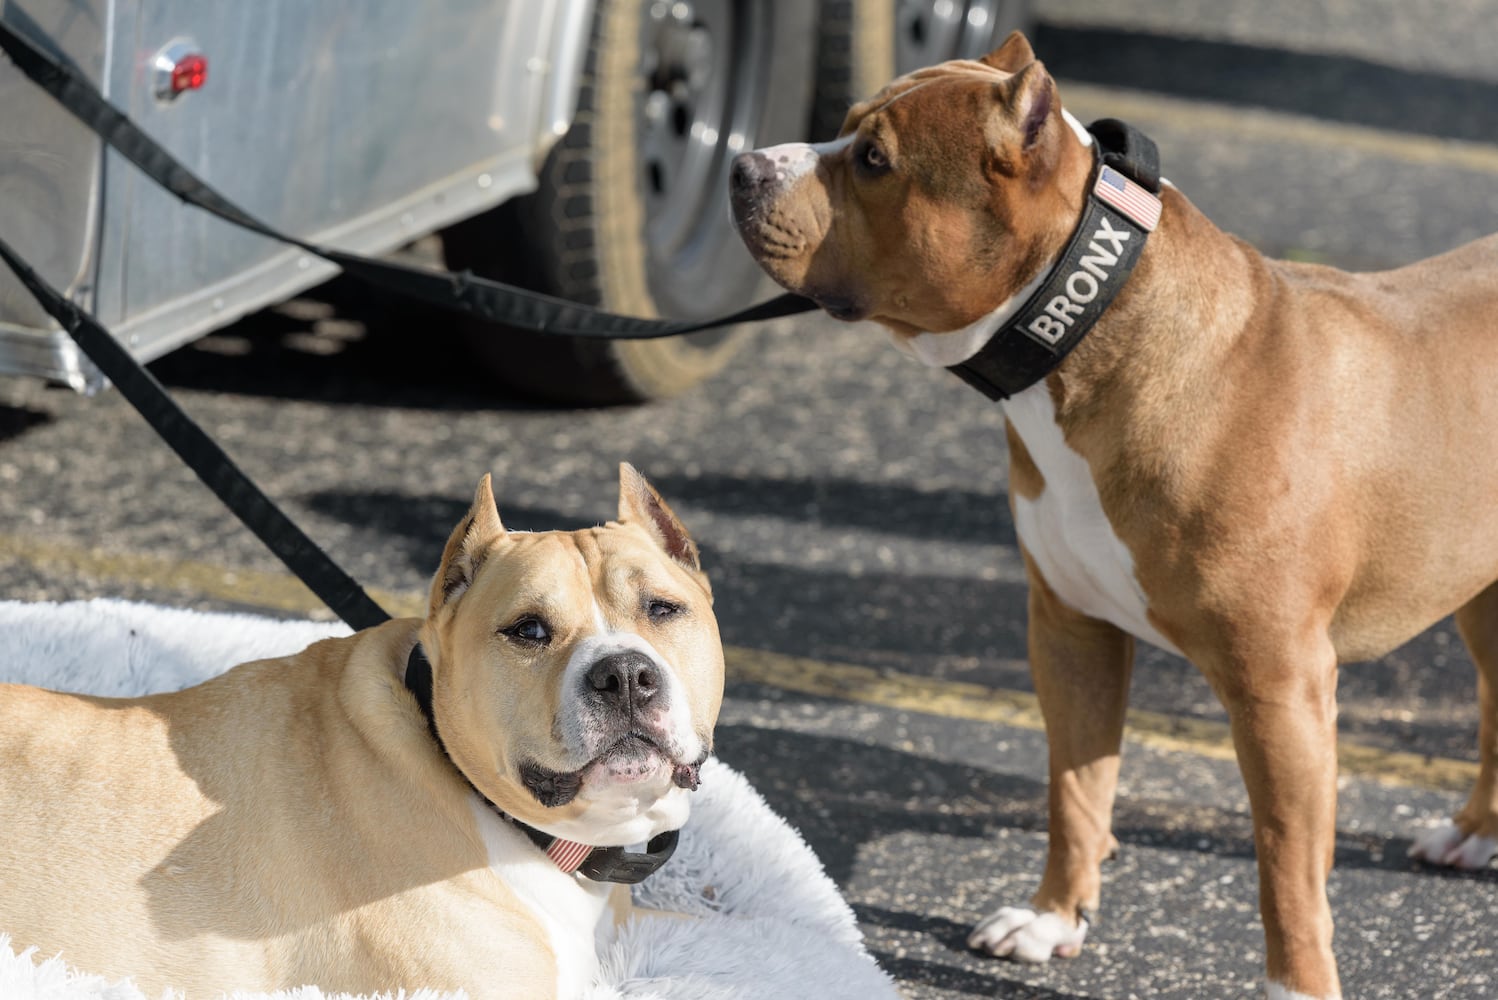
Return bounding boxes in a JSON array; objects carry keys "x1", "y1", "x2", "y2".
[
  {"x1": 404, "y1": 643, "x2": 679, "y2": 884},
  {"x1": 948, "y1": 118, "x2": 1162, "y2": 401}
]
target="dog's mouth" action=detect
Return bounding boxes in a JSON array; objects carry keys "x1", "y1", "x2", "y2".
[
  {"x1": 519, "y1": 734, "x2": 703, "y2": 808},
  {"x1": 813, "y1": 294, "x2": 868, "y2": 323}
]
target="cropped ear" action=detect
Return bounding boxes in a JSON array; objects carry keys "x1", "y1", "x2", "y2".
[
  {"x1": 980, "y1": 31, "x2": 1036, "y2": 74},
  {"x1": 430, "y1": 474, "x2": 507, "y2": 617},
  {"x1": 987, "y1": 60, "x2": 1059, "y2": 175},
  {"x1": 1001, "y1": 61, "x2": 1055, "y2": 150},
  {"x1": 617, "y1": 462, "x2": 701, "y2": 573}
]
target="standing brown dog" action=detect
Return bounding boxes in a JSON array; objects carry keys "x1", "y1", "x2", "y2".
[{"x1": 729, "y1": 30, "x2": 1498, "y2": 1000}]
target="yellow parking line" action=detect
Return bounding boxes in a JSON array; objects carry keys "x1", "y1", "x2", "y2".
[
  {"x1": 0, "y1": 532, "x2": 1476, "y2": 793},
  {"x1": 727, "y1": 647, "x2": 1476, "y2": 793},
  {"x1": 0, "y1": 533, "x2": 425, "y2": 620}
]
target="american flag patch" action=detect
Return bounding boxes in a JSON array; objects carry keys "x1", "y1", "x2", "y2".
[
  {"x1": 1093, "y1": 165, "x2": 1161, "y2": 232},
  {"x1": 546, "y1": 837, "x2": 593, "y2": 873}
]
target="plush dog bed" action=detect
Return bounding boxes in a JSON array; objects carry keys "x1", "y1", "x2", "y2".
[{"x1": 0, "y1": 599, "x2": 898, "y2": 1000}]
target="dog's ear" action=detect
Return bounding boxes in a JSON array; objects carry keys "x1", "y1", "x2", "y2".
[
  {"x1": 980, "y1": 31, "x2": 1036, "y2": 74},
  {"x1": 999, "y1": 61, "x2": 1055, "y2": 151},
  {"x1": 617, "y1": 462, "x2": 701, "y2": 574},
  {"x1": 430, "y1": 474, "x2": 507, "y2": 615},
  {"x1": 987, "y1": 60, "x2": 1060, "y2": 175}
]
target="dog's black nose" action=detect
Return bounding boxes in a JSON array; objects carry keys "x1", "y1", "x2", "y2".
[
  {"x1": 730, "y1": 151, "x2": 776, "y2": 195},
  {"x1": 585, "y1": 651, "x2": 659, "y2": 707}
]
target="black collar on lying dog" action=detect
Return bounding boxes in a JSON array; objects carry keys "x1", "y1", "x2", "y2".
[
  {"x1": 948, "y1": 118, "x2": 1163, "y2": 401},
  {"x1": 403, "y1": 643, "x2": 680, "y2": 885}
]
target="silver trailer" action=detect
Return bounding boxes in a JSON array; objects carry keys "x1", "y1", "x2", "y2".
[
  {"x1": 1, "y1": 0, "x2": 603, "y2": 394},
  {"x1": 0, "y1": 0, "x2": 1026, "y2": 403}
]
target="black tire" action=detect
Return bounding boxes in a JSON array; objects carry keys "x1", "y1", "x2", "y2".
[
  {"x1": 894, "y1": 0, "x2": 1032, "y2": 75},
  {"x1": 442, "y1": 0, "x2": 818, "y2": 405},
  {"x1": 810, "y1": 0, "x2": 896, "y2": 143}
]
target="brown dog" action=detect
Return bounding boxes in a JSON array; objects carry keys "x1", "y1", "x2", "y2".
[
  {"x1": 0, "y1": 465, "x2": 723, "y2": 999},
  {"x1": 729, "y1": 30, "x2": 1498, "y2": 1000}
]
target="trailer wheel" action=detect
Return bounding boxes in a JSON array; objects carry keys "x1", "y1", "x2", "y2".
[
  {"x1": 443, "y1": 0, "x2": 817, "y2": 405},
  {"x1": 894, "y1": 0, "x2": 1032, "y2": 75}
]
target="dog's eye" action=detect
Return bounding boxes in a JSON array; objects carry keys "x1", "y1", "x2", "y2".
[
  {"x1": 646, "y1": 599, "x2": 683, "y2": 622},
  {"x1": 502, "y1": 616, "x2": 552, "y2": 645},
  {"x1": 857, "y1": 140, "x2": 889, "y2": 174}
]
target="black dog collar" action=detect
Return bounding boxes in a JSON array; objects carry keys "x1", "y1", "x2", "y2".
[
  {"x1": 949, "y1": 118, "x2": 1162, "y2": 401},
  {"x1": 404, "y1": 644, "x2": 679, "y2": 884}
]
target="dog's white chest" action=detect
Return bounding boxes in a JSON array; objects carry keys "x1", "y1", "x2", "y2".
[
  {"x1": 1003, "y1": 385, "x2": 1182, "y2": 657},
  {"x1": 472, "y1": 800, "x2": 614, "y2": 998}
]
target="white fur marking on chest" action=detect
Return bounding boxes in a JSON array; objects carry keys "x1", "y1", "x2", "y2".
[
  {"x1": 472, "y1": 798, "x2": 613, "y2": 999},
  {"x1": 1003, "y1": 383, "x2": 1181, "y2": 656}
]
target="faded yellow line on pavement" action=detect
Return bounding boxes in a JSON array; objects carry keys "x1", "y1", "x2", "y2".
[
  {"x1": 1062, "y1": 83, "x2": 1498, "y2": 177},
  {"x1": 1, "y1": 532, "x2": 1477, "y2": 793},
  {"x1": 728, "y1": 648, "x2": 1477, "y2": 794},
  {"x1": 0, "y1": 533, "x2": 425, "y2": 621}
]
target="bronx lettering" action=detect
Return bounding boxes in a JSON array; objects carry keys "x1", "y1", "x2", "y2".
[{"x1": 1026, "y1": 216, "x2": 1132, "y2": 345}]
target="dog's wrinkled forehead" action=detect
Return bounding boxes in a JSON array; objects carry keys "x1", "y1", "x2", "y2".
[
  {"x1": 832, "y1": 60, "x2": 1031, "y2": 198},
  {"x1": 840, "y1": 59, "x2": 1015, "y2": 138},
  {"x1": 471, "y1": 526, "x2": 677, "y2": 620}
]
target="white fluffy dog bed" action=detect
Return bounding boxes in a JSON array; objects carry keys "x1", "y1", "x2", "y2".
[{"x1": 0, "y1": 600, "x2": 898, "y2": 1000}]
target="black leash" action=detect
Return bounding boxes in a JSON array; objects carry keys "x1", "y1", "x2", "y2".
[
  {"x1": 0, "y1": 20, "x2": 816, "y2": 340},
  {"x1": 0, "y1": 232, "x2": 390, "y2": 632}
]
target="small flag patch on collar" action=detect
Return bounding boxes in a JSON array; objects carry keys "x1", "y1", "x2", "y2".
[
  {"x1": 1094, "y1": 165, "x2": 1161, "y2": 232},
  {"x1": 546, "y1": 837, "x2": 594, "y2": 873}
]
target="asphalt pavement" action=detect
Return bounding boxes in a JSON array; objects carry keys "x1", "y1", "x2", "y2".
[{"x1": 3, "y1": 3, "x2": 1498, "y2": 998}]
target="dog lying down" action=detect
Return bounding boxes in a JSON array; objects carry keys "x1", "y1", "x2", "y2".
[{"x1": 0, "y1": 466, "x2": 734, "y2": 999}]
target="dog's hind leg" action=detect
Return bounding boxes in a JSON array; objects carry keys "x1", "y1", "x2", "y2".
[
  {"x1": 968, "y1": 552, "x2": 1134, "y2": 963},
  {"x1": 1409, "y1": 580, "x2": 1498, "y2": 869}
]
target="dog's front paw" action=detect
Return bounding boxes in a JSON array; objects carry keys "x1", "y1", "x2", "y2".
[
  {"x1": 1408, "y1": 819, "x2": 1498, "y2": 869},
  {"x1": 967, "y1": 906, "x2": 1087, "y2": 962}
]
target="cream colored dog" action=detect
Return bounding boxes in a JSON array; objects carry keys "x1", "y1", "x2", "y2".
[
  {"x1": 729, "y1": 30, "x2": 1498, "y2": 1000},
  {"x1": 0, "y1": 464, "x2": 724, "y2": 999}
]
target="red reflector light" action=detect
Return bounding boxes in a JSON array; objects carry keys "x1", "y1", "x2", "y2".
[
  {"x1": 170, "y1": 54, "x2": 207, "y2": 93},
  {"x1": 152, "y1": 40, "x2": 209, "y2": 102}
]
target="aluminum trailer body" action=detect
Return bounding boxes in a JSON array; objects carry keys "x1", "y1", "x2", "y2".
[{"x1": 0, "y1": 0, "x2": 593, "y2": 391}]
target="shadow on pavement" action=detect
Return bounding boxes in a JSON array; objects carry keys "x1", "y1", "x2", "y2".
[
  {"x1": 1033, "y1": 23, "x2": 1498, "y2": 143},
  {"x1": 646, "y1": 471, "x2": 1014, "y2": 545},
  {"x1": 871, "y1": 948, "x2": 1095, "y2": 999},
  {"x1": 148, "y1": 276, "x2": 550, "y2": 412},
  {"x1": 712, "y1": 720, "x2": 1047, "y2": 886},
  {"x1": 0, "y1": 404, "x2": 49, "y2": 443}
]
